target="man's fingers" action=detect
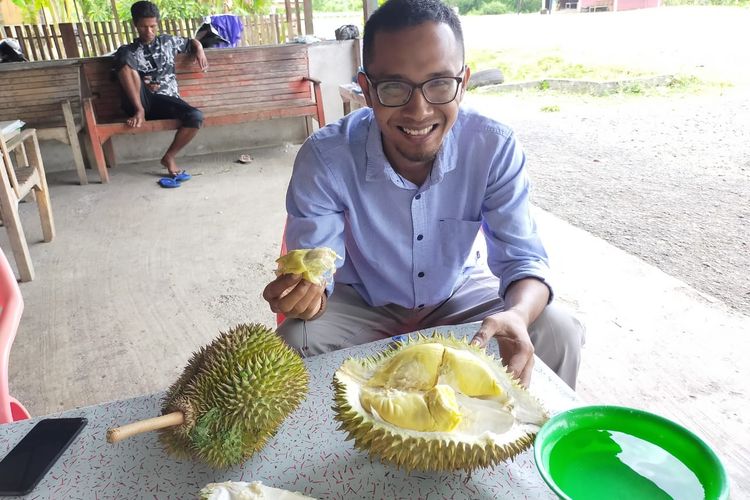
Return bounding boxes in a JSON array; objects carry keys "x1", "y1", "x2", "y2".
[
  {"x1": 262, "y1": 274, "x2": 302, "y2": 301},
  {"x1": 284, "y1": 282, "x2": 316, "y2": 315},
  {"x1": 470, "y1": 321, "x2": 495, "y2": 348},
  {"x1": 300, "y1": 295, "x2": 322, "y2": 320},
  {"x1": 277, "y1": 280, "x2": 311, "y2": 313},
  {"x1": 504, "y1": 340, "x2": 534, "y2": 386},
  {"x1": 519, "y1": 355, "x2": 534, "y2": 388}
]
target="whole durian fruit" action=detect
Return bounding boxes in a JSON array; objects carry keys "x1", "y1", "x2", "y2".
[
  {"x1": 107, "y1": 323, "x2": 309, "y2": 468},
  {"x1": 332, "y1": 333, "x2": 548, "y2": 473}
]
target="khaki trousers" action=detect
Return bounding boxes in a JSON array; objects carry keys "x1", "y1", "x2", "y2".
[{"x1": 277, "y1": 269, "x2": 585, "y2": 388}]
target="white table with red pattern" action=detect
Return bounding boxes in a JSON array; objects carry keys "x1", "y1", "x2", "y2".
[{"x1": 0, "y1": 323, "x2": 579, "y2": 499}]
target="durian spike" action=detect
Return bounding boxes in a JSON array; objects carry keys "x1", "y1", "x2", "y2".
[{"x1": 107, "y1": 411, "x2": 184, "y2": 443}]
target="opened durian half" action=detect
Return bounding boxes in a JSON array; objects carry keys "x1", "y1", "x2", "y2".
[{"x1": 332, "y1": 334, "x2": 549, "y2": 473}]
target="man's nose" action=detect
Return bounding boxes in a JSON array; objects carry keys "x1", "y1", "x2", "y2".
[{"x1": 401, "y1": 87, "x2": 431, "y2": 117}]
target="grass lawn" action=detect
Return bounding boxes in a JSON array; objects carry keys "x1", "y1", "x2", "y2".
[{"x1": 466, "y1": 48, "x2": 733, "y2": 97}]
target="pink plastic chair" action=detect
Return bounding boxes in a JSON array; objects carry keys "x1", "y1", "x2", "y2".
[{"x1": 0, "y1": 248, "x2": 31, "y2": 424}]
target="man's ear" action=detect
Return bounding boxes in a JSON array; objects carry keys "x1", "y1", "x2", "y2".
[
  {"x1": 459, "y1": 65, "x2": 471, "y2": 100},
  {"x1": 357, "y1": 71, "x2": 374, "y2": 108}
]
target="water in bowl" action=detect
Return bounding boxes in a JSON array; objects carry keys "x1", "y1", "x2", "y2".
[{"x1": 549, "y1": 428, "x2": 704, "y2": 500}]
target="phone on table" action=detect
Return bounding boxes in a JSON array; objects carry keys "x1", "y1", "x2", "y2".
[{"x1": 0, "y1": 417, "x2": 87, "y2": 496}]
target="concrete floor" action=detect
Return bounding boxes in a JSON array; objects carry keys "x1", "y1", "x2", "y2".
[{"x1": 2, "y1": 145, "x2": 749, "y2": 495}]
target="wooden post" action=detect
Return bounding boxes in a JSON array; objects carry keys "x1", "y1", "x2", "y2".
[
  {"x1": 76, "y1": 22, "x2": 90, "y2": 57},
  {"x1": 274, "y1": 14, "x2": 281, "y2": 44},
  {"x1": 303, "y1": 0, "x2": 313, "y2": 35},
  {"x1": 363, "y1": 0, "x2": 378, "y2": 21},
  {"x1": 110, "y1": 0, "x2": 122, "y2": 34},
  {"x1": 294, "y1": 0, "x2": 302, "y2": 37},
  {"x1": 284, "y1": 0, "x2": 294, "y2": 42}
]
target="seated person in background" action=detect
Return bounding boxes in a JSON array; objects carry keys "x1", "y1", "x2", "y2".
[
  {"x1": 113, "y1": 1, "x2": 208, "y2": 178},
  {"x1": 263, "y1": 0, "x2": 585, "y2": 389}
]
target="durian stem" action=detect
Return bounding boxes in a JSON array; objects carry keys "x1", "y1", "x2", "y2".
[{"x1": 106, "y1": 411, "x2": 185, "y2": 443}]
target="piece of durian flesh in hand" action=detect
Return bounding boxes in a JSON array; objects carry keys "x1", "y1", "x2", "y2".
[
  {"x1": 332, "y1": 334, "x2": 549, "y2": 472},
  {"x1": 276, "y1": 247, "x2": 341, "y2": 286}
]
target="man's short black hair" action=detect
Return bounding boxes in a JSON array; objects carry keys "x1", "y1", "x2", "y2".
[
  {"x1": 131, "y1": 1, "x2": 160, "y2": 23},
  {"x1": 362, "y1": 0, "x2": 463, "y2": 73}
]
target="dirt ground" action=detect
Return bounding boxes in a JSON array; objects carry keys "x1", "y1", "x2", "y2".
[
  {"x1": 466, "y1": 89, "x2": 750, "y2": 316},
  {"x1": 455, "y1": 6, "x2": 750, "y2": 314}
]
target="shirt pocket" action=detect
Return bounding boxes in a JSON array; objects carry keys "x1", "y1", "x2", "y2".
[{"x1": 438, "y1": 218, "x2": 482, "y2": 266}]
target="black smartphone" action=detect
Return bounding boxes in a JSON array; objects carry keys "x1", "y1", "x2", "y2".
[{"x1": 0, "y1": 417, "x2": 87, "y2": 496}]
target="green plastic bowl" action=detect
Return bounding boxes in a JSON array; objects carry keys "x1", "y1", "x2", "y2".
[{"x1": 534, "y1": 405, "x2": 729, "y2": 500}]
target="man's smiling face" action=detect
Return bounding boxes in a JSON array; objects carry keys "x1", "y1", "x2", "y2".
[{"x1": 358, "y1": 21, "x2": 469, "y2": 180}]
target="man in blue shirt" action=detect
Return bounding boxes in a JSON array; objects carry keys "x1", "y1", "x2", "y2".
[{"x1": 263, "y1": 0, "x2": 584, "y2": 388}]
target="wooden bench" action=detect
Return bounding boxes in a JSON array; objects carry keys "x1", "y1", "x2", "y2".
[
  {"x1": 0, "y1": 60, "x2": 89, "y2": 185},
  {"x1": 81, "y1": 44, "x2": 326, "y2": 183}
]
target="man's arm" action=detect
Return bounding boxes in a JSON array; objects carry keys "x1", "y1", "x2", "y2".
[
  {"x1": 470, "y1": 278, "x2": 549, "y2": 386},
  {"x1": 190, "y1": 39, "x2": 208, "y2": 72},
  {"x1": 469, "y1": 131, "x2": 553, "y2": 386},
  {"x1": 262, "y1": 139, "x2": 346, "y2": 321}
]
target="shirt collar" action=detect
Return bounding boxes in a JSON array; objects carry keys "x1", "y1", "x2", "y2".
[
  {"x1": 364, "y1": 111, "x2": 459, "y2": 188},
  {"x1": 136, "y1": 36, "x2": 158, "y2": 49}
]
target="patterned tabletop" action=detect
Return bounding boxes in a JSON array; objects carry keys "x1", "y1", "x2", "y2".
[{"x1": 0, "y1": 323, "x2": 579, "y2": 499}]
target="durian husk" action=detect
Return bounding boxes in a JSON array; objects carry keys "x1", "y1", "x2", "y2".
[
  {"x1": 332, "y1": 333, "x2": 549, "y2": 473},
  {"x1": 159, "y1": 323, "x2": 309, "y2": 468}
]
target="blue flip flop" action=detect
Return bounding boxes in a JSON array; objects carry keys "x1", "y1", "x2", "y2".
[
  {"x1": 158, "y1": 177, "x2": 181, "y2": 188},
  {"x1": 172, "y1": 170, "x2": 191, "y2": 182}
]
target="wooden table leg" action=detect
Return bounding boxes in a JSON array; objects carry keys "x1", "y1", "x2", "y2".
[
  {"x1": 0, "y1": 156, "x2": 34, "y2": 281},
  {"x1": 26, "y1": 131, "x2": 55, "y2": 243}
]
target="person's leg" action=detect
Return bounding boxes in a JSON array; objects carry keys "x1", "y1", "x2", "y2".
[
  {"x1": 161, "y1": 127, "x2": 199, "y2": 175},
  {"x1": 146, "y1": 94, "x2": 204, "y2": 175},
  {"x1": 525, "y1": 302, "x2": 585, "y2": 389},
  {"x1": 117, "y1": 66, "x2": 148, "y2": 128},
  {"x1": 276, "y1": 284, "x2": 405, "y2": 357},
  {"x1": 420, "y1": 268, "x2": 585, "y2": 388}
]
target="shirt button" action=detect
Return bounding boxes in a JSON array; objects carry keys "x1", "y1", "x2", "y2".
[
  {"x1": 418, "y1": 272, "x2": 425, "y2": 278},
  {"x1": 415, "y1": 194, "x2": 421, "y2": 200},
  {"x1": 416, "y1": 234, "x2": 423, "y2": 241}
]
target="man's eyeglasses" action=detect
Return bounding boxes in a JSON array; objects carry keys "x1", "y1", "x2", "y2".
[{"x1": 363, "y1": 67, "x2": 466, "y2": 107}]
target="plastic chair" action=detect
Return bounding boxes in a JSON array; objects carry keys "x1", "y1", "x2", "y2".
[{"x1": 0, "y1": 247, "x2": 30, "y2": 424}]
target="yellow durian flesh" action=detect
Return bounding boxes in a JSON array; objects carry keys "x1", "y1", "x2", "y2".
[
  {"x1": 275, "y1": 247, "x2": 341, "y2": 286},
  {"x1": 367, "y1": 343, "x2": 444, "y2": 391},
  {"x1": 359, "y1": 384, "x2": 462, "y2": 432},
  {"x1": 440, "y1": 347, "x2": 504, "y2": 398},
  {"x1": 423, "y1": 384, "x2": 462, "y2": 431},
  {"x1": 332, "y1": 334, "x2": 550, "y2": 473}
]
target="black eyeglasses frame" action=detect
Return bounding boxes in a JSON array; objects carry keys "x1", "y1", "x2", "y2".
[{"x1": 361, "y1": 67, "x2": 467, "y2": 108}]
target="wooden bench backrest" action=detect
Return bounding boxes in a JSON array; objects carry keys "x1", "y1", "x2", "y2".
[
  {"x1": 82, "y1": 44, "x2": 313, "y2": 123},
  {"x1": 0, "y1": 60, "x2": 82, "y2": 129}
]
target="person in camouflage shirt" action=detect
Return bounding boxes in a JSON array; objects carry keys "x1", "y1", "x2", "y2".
[{"x1": 113, "y1": 1, "x2": 208, "y2": 178}]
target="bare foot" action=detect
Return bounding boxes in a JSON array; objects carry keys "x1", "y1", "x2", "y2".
[
  {"x1": 160, "y1": 155, "x2": 180, "y2": 176},
  {"x1": 127, "y1": 109, "x2": 145, "y2": 128}
]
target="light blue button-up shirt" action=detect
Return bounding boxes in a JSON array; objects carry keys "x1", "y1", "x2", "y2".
[{"x1": 285, "y1": 107, "x2": 551, "y2": 309}]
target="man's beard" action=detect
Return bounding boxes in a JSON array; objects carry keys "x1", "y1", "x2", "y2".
[{"x1": 396, "y1": 143, "x2": 439, "y2": 165}]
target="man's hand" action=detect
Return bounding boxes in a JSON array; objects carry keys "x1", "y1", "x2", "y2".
[
  {"x1": 470, "y1": 310, "x2": 535, "y2": 387},
  {"x1": 126, "y1": 108, "x2": 145, "y2": 128},
  {"x1": 263, "y1": 274, "x2": 326, "y2": 321},
  {"x1": 192, "y1": 41, "x2": 209, "y2": 72}
]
